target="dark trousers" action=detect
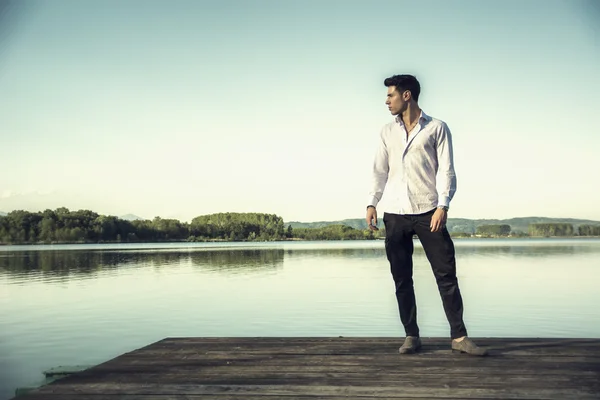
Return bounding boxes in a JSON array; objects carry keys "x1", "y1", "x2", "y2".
[{"x1": 383, "y1": 209, "x2": 468, "y2": 339}]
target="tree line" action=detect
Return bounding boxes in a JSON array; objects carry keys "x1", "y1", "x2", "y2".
[
  {"x1": 0, "y1": 208, "x2": 376, "y2": 244},
  {"x1": 1, "y1": 209, "x2": 598, "y2": 245},
  {"x1": 468, "y1": 223, "x2": 599, "y2": 237}
]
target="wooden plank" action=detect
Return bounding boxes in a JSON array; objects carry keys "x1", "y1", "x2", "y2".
[
  {"x1": 87, "y1": 359, "x2": 600, "y2": 375},
  {"x1": 126, "y1": 347, "x2": 600, "y2": 358},
  {"x1": 155, "y1": 336, "x2": 600, "y2": 348},
  {"x1": 154, "y1": 337, "x2": 600, "y2": 345},
  {"x1": 27, "y1": 372, "x2": 600, "y2": 390},
  {"x1": 109, "y1": 351, "x2": 600, "y2": 363},
  {"x1": 17, "y1": 383, "x2": 600, "y2": 399},
  {"x1": 141, "y1": 337, "x2": 600, "y2": 356},
  {"x1": 155, "y1": 337, "x2": 600, "y2": 347}
]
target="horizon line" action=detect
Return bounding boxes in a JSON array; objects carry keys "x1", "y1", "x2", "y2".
[{"x1": 1, "y1": 208, "x2": 600, "y2": 224}]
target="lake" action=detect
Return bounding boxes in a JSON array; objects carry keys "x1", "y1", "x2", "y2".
[{"x1": 1, "y1": 238, "x2": 599, "y2": 399}]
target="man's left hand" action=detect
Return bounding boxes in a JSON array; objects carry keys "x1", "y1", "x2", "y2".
[{"x1": 430, "y1": 208, "x2": 447, "y2": 232}]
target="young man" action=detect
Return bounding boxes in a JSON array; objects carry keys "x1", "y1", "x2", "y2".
[{"x1": 366, "y1": 74, "x2": 487, "y2": 356}]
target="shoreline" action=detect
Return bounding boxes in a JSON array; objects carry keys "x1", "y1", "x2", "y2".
[{"x1": 1, "y1": 236, "x2": 600, "y2": 246}]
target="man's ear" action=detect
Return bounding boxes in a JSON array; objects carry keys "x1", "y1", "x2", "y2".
[{"x1": 403, "y1": 90, "x2": 412, "y2": 101}]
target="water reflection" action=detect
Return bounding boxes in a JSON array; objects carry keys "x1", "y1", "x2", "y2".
[
  {"x1": 189, "y1": 249, "x2": 284, "y2": 274},
  {"x1": 454, "y1": 243, "x2": 600, "y2": 257},
  {"x1": 1, "y1": 240, "x2": 598, "y2": 283},
  {"x1": 283, "y1": 241, "x2": 600, "y2": 259},
  {"x1": 0, "y1": 248, "x2": 286, "y2": 281},
  {"x1": 284, "y1": 247, "x2": 385, "y2": 259},
  {"x1": 0, "y1": 251, "x2": 130, "y2": 281}
]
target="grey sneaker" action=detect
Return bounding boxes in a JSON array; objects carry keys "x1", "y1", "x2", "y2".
[
  {"x1": 452, "y1": 337, "x2": 488, "y2": 356},
  {"x1": 399, "y1": 336, "x2": 421, "y2": 354}
]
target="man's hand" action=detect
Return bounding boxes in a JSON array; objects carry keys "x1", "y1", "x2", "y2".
[
  {"x1": 366, "y1": 206, "x2": 378, "y2": 231},
  {"x1": 430, "y1": 208, "x2": 447, "y2": 232}
]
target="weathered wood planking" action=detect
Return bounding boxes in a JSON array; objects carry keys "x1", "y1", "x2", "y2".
[{"x1": 13, "y1": 337, "x2": 600, "y2": 399}]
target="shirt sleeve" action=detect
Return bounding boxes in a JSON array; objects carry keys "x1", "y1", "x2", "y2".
[
  {"x1": 368, "y1": 128, "x2": 389, "y2": 207},
  {"x1": 436, "y1": 122, "x2": 457, "y2": 208}
]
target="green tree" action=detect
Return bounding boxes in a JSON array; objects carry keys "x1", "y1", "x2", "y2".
[
  {"x1": 94, "y1": 215, "x2": 119, "y2": 241},
  {"x1": 190, "y1": 212, "x2": 286, "y2": 241},
  {"x1": 529, "y1": 223, "x2": 574, "y2": 237},
  {"x1": 476, "y1": 224, "x2": 511, "y2": 237},
  {"x1": 578, "y1": 225, "x2": 600, "y2": 236}
]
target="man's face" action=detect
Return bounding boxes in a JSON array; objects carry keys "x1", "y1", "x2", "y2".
[{"x1": 386, "y1": 86, "x2": 406, "y2": 115}]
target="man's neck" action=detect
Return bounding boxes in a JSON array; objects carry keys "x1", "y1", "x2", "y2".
[{"x1": 401, "y1": 104, "x2": 421, "y2": 126}]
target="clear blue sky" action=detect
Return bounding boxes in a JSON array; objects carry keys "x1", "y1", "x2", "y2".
[{"x1": 1, "y1": 0, "x2": 599, "y2": 222}]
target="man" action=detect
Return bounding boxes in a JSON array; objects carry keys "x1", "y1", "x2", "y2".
[{"x1": 366, "y1": 74, "x2": 487, "y2": 356}]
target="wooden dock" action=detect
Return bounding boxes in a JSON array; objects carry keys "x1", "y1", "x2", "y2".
[{"x1": 13, "y1": 337, "x2": 600, "y2": 399}]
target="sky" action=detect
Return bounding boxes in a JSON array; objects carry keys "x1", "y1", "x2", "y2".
[{"x1": 1, "y1": 0, "x2": 599, "y2": 223}]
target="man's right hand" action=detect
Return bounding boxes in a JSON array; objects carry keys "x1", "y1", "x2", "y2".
[{"x1": 366, "y1": 206, "x2": 378, "y2": 231}]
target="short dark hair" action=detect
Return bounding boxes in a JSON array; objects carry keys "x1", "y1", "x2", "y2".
[{"x1": 384, "y1": 74, "x2": 421, "y2": 102}]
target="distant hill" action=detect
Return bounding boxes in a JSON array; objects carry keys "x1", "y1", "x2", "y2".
[
  {"x1": 119, "y1": 213, "x2": 145, "y2": 221},
  {"x1": 0, "y1": 211, "x2": 6, "y2": 217},
  {"x1": 287, "y1": 216, "x2": 600, "y2": 234}
]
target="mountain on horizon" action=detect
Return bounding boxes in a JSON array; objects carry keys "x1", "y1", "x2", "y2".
[
  {"x1": 0, "y1": 211, "x2": 6, "y2": 217},
  {"x1": 286, "y1": 216, "x2": 600, "y2": 234},
  {"x1": 119, "y1": 213, "x2": 144, "y2": 221}
]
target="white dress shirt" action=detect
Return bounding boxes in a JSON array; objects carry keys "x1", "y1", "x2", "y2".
[{"x1": 368, "y1": 111, "x2": 456, "y2": 215}]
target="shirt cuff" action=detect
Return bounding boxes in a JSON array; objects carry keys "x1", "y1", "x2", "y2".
[
  {"x1": 437, "y1": 196, "x2": 450, "y2": 208},
  {"x1": 367, "y1": 196, "x2": 380, "y2": 208}
]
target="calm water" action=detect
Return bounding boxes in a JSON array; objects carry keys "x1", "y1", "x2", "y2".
[{"x1": 1, "y1": 238, "x2": 599, "y2": 399}]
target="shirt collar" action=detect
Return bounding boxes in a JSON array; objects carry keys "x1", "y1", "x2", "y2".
[{"x1": 395, "y1": 110, "x2": 431, "y2": 125}]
